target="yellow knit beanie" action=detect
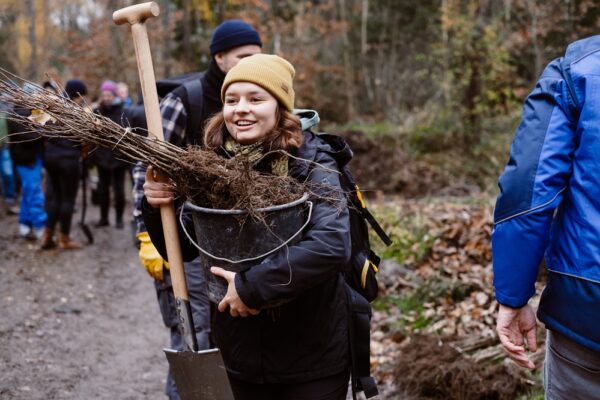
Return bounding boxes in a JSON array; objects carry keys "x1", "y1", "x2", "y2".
[{"x1": 221, "y1": 54, "x2": 295, "y2": 111}]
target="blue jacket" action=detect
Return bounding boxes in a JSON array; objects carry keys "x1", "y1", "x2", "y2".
[{"x1": 493, "y1": 35, "x2": 600, "y2": 352}]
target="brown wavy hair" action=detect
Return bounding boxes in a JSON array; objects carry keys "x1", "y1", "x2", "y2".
[{"x1": 203, "y1": 105, "x2": 303, "y2": 153}]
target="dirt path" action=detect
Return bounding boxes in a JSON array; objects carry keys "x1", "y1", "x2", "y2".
[{"x1": 0, "y1": 200, "x2": 170, "y2": 399}]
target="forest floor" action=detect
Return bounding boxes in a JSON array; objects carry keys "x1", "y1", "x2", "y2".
[
  {"x1": 0, "y1": 199, "x2": 168, "y2": 399},
  {"x1": 0, "y1": 193, "x2": 545, "y2": 400},
  {"x1": 0, "y1": 130, "x2": 546, "y2": 399}
]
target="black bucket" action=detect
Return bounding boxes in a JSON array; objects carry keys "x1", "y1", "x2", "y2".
[{"x1": 182, "y1": 193, "x2": 311, "y2": 304}]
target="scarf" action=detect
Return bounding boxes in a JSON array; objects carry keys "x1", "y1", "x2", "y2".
[{"x1": 224, "y1": 136, "x2": 288, "y2": 177}]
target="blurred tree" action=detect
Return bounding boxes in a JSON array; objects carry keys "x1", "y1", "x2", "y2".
[
  {"x1": 26, "y1": 0, "x2": 37, "y2": 80},
  {"x1": 1, "y1": 0, "x2": 600, "y2": 147}
]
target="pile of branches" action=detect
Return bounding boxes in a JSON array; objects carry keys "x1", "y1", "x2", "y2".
[{"x1": 0, "y1": 72, "x2": 304, "y2": 210}]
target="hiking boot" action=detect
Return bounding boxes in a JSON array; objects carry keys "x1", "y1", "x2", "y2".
[
  {"x1": 58, "y1": 233, "x2": 82, "y2": 250},
  {"x1": 32, "y1": 227, "x2": 45, "y2": 241},
  {"x1": 40, "y1": 228, "x2": 57, "y2": 250},
  {"x1": 95, "y1": 219, "x2": 109, "y2": 228},
  {"x1": 6, "y1": 204, "x2": 19, "y2": 215},
  {"x1": 18, "y1": 224, "x2": 31, "y2": 239}
]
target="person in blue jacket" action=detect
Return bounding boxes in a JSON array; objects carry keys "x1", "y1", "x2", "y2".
[
  {"x1": 493, "y1": 36, "x2": 600, "y2": 398},
  {"x1": 8, "y1": 83, "x2": 47, "y2": 239}
]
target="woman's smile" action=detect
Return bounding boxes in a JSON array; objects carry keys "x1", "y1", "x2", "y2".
[{"x1": 234, "y1": 119, "x2": 257, "y2": 130}]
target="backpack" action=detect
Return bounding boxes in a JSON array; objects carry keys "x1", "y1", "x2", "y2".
[
  {"x1": 126, "y1": 72, "x2": 205, "y2": 145},
  {"x1": 318, "y1": 132, "x2": 392, "y2": 400}
]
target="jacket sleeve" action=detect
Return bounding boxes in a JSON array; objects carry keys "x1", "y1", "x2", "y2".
[
  {"x1": 135, "y1": 94, "x2": 189, "y2": 236},
  {"x1": 132, "y1": 162, "x2": 147, "y2": 236},
  {"x1": 492, "y1": 58, "x2": 577, "y2": 308},
  {"x1": 160, "y1": 93, "x2": 188, "y2": 147},
  {"x1": 235, "y1": 151, "x2": 351, "y2": 310}
]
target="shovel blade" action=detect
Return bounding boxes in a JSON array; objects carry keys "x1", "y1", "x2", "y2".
[{"x1": 164, "y1": 348, "x2": 234, "y2": 400}]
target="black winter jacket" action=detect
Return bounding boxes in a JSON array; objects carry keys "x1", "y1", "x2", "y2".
[
  {"x1": 44, "y1": 138, "x2": 81, "y2": 166},
  {"x1": 91, "y1": 103, "x2": 130, "y2": 170},
  {"x1": 143, "y1": 131, "x2": 351, "y2": 383},
  {"x1": 8, "y1": 106, "x2": 43, "y2": 166}
]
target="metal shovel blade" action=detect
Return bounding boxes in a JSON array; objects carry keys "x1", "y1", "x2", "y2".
[{"x1": 164, "y1": 348, "x2": 234, "y2": 400}]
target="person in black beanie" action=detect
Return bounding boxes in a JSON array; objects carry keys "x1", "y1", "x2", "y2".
[
  {"x1": 131, "y1": 19, "x2": 261, "y2": 400},
  {"x1": 40, "y1": 79, "x2": 88, "y2": 250}
]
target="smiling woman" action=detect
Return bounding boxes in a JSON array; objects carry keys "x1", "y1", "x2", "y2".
[{"x1": 142, "y1": 54, "x2": 352, "y2": 400}]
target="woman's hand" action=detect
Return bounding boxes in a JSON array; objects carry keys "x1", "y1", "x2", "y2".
[
  {"x1": 144, "y1": 166, "x2": 177, "y2": 208},
  {"x1": 211, "y1": 267, "x2": 260, "y2": 318}
]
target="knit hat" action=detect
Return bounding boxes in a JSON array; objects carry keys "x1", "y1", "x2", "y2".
[
  {"x1": 100, "y1": 80, "x2": 118, "y2": 96},
  {"x1": 64, "y1": 79, "x2": 88, "y2": 99},
  {"x1": 221, "y1": 54, "x2": 295, "y2": 111},
  {"x1": 210, "y1": 19, "x2": 262, "y2": 56}
]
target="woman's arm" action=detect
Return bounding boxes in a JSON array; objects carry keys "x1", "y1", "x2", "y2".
[{"x1": 234, "y1": 151, "x2": 351, "y2": 310}]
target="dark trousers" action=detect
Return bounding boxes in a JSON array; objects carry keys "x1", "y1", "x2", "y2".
[
  {"x1": 97, "y1": 166, "x2": 126, "y2": 223},
  {"x1": 544, "y1": 330, "x2": 600, "y2": 399},
  {"x1": 155, "y1": 258, "x2": 212, "y2": 400},
  {"x1": 45, "y1": 157, "x2": 80, "y2": 235},
  {"x1": 228, "y1": 370, "x2": 349, "y2": 400}
]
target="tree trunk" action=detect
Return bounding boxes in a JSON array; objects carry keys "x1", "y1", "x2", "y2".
[
  {"x1": 441, "y1": 0, "x2": 450, "y2": 103},
  {"x1": 360, "y1": 0, "x2": 368, "y2": 55},
  {"x1": 26, "y1": 0, "x2": 38, "y2": 81},
  {"x1": 108, "y1": 0, "x2": 122, "y2": 78},
  {"x1": 162, "y1": 0, "x2": 172, "y2": 77},
  {"x1": 182, "y1": 0, "x2": 193, "y2": 70},
  {"x1": 360, "y1": 0, "x2": 374, "y2": 103},
  {"x1": 504, "y1": 0, "x2": 511, "y2": 22},
  {"x1": 42, "y1": 0, "x2": 50, "y2": 74},
  {"x1": 339, "y1": 0, "x2": 355, "y2": 119},
  {"x1": 525, "y1": 0, "x2": 542, "y2": 78}
]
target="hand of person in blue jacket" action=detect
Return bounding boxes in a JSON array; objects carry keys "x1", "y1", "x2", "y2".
[
  {"x1": 211, "y1": 267, "x2": 261, "y2": 318},
  {"x1": 496, "y1": 304, "x2": 537, "y2": 369}
]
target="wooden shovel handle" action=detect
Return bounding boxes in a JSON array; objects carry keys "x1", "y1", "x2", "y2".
[
  {"x1": 113, "y1": 2, "x2": 160, "y2": 26},
  {"x1": 112, "y1": 2, "x2": 188, "y2": 301}
]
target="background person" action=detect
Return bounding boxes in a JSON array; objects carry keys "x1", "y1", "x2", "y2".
[
  {"x1": 93, "y1": 79, "x2": 128, "y2": 229},
  {"x1": 8, "y1": 83, "x2": 47, "y2": 240},
  {"x1": 40, "y1": 79, "x2": 88, "y2": 250},
  {"x1": 117, "y1": 82, "x2": 133, "y2": 107}
]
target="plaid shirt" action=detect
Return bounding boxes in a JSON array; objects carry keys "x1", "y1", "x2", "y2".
[{"x1": 132, "y1": 92, "x2": 189, "y2": 234}]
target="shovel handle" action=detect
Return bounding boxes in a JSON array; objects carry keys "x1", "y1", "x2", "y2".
[
  {"x1": 113, "y1": 2, "x2": 159, "y2": 25},
  {"x1": 113, "y1": 2, "x2": 196, "y2": 352},
  {"x1": 112, "y1": 3, "x2": 188, "y2": 303}
]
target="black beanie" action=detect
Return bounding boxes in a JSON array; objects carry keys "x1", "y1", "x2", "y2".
[
  {"x1": 64, "y1": 79, "x2": 88, "y2": 99},
  {"x1": 209, "y1": 19, "x2": 262, "y2": 56}
]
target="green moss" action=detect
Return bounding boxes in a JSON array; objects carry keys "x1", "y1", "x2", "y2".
[{"x1": 369, "y1": 206, "x2": 434, "y2": 265}]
